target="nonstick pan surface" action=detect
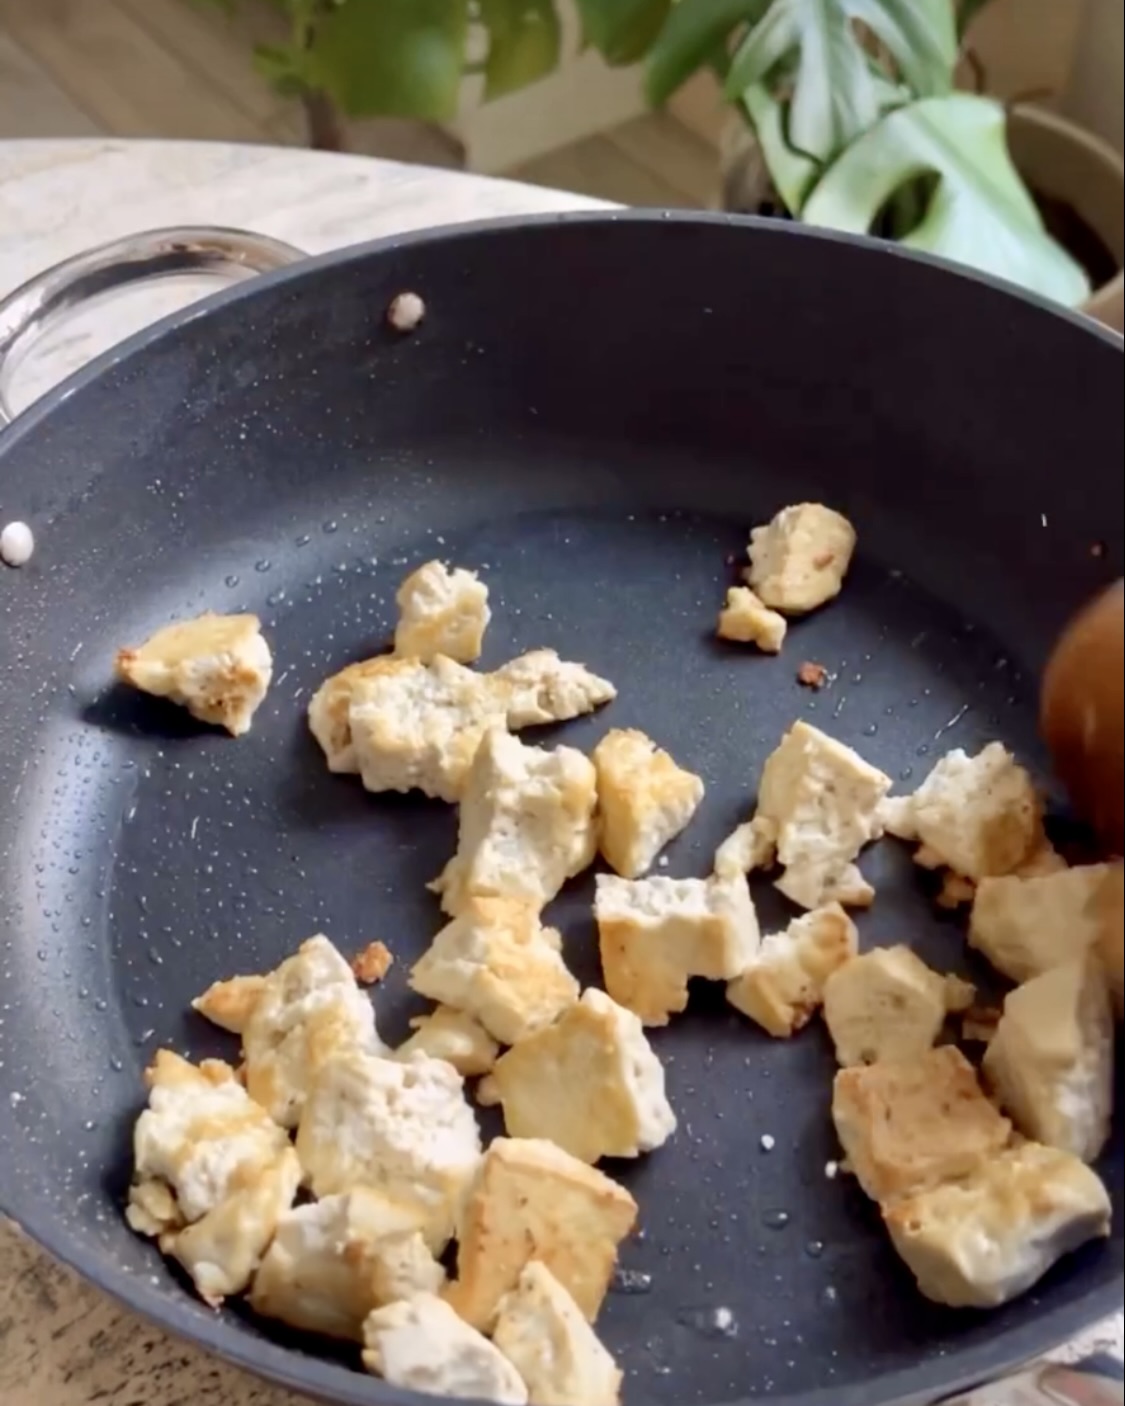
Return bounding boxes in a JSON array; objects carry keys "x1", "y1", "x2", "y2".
[{"x1": 0, "y1": 213, "x2": 1122, "y2": 1406}]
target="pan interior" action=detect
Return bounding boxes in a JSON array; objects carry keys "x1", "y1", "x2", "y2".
[
  {"x1": 0, "y1": 216, "x2": 1121, "y2": 1406},
  {"x1": 4, "y1": 477, "x2": 1121, "y2": 1405}
]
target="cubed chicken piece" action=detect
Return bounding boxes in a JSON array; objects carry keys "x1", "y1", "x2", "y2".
[
  {"x1": 983, "y1": 956, "x2": 1114, "y2": 1163},
  {"x1": 446, "y1": 1137, "x2": 638, "y2": 1331},
  {"x1": 307, "y1": 656, "x2": 407, "y2": 775},
  {"x1": 489, "y1": 989, "x2": 676, "y2": 1164},
  {"x1": 831, "y1": 1046, "x2": 1011, "y2": 1203},
  {"x1": 822, "y1": 945, "x2": 969, "y2": 1067},
  {"x1": 884, "y1": 1142, "x2": 1111, "y2": 1309},
  {"x1": 394, "y1": 560, "x2": 491, "y2": 664},
  {"x1": 886, "y1": 743, "x2": 1044, "y2": 883},
  {"x1": 237, "y1": 934, "x2": 385, "y2": 1129},
  {"x1": 115, "y1": 612, "x2": 272, "y2": 736},
  {"x1": 310, "y1": 649, "x2": 614, "y2": 794},
  {"x1": 493, "y1": 1262, "x2": 622, "y2": 1406},
  {"x1": 430, "y1": 729, "x2": 598, "y2": 916},
  {"x1": 295, "y1": 1050, "x2": 482, "y2": 1251},
  {"x1": 595, "y1": 872, "x2": 759, "y2": 1025},
  {"x1": 754, "y1": 721, "x2": 890, "y2": 909},
  {"x1": 346, "y1": 654, "x2": 503, "y2": 802},
  {"x1": 727, "y1": 904, "x2": 858, "y2": 1038},
  {"x1": 716, "y1": 586, "x2": 787, "y2": 652},
  {"x1": 969, "y1": 863, "x2": 1113, "y2": 984},
  {"x1": 493, "y1": 649, "x2": 617, "y2": 728},
  {"x1": 126, "y1": 1050, "x2": 299, "y2": 1305},
  {"x1": 362, "y1": 1293, "x2": 527, "y2": 1403},
  {"x1": 713, "y1": 815, "x2": 778, "y2": 879},
  {"x1": 191, "y1": 973, "x2": 267, "y2": 1034},
  {"x1": 593, "y1": 728, "x2": 705, "y2": 878},
  {"x1": 409, "y1": 897, "x2": 578, "y2": 1046},
  {"x1": 396, "y1": 1006, "x2": 500, "y2": 1077},
  {"x1": 249, "y1": 1190, "x2": 445, "y2": 1339},
  {"x1": 745, "y1": 503, "x2": 856, "y2": 614}
]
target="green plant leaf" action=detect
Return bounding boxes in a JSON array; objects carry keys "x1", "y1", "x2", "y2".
[
  {"x1": 801, "y1": 93, "x2": 1091, "y2": 306},
  {"x1": 253, "y1": 40, "x2": 313, "y2": 96},
  {"x1": 577, "y1": 0, "x2": 673, "y2": 66},
  {"x1": 645, "y1": 0, "x2": 769, "y2": 105},
  {"x1": 479, "y1": 0, "x2": 561, "y2": 99},
  {"x1": 726, "y1": 0, "x2": 956, "y2": 163},
  {"x1": 308, "y1": 0, "x2": 469, "y2": 122},
  {"x1": 739, "y1": 81, "x2": 819, "y2": 209}
]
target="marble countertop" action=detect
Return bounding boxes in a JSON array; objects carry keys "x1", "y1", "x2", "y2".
[{"x1": 0, "y1": 137, "x2": 1120, "y2": 1406}]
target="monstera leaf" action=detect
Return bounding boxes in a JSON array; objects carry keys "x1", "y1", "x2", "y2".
[
  {"x1": 801, "y1": 94, "x2": 1091, "y2": 307},
  {"x1": 725, "y1": 0, "x2": 957, "y2": 162},
  {"x1": 479, "y1": 0, "x2": 561, "y2": 99}
]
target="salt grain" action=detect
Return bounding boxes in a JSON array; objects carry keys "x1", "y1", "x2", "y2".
[
  {"x1": 760, "y1": 1134, "x2": 775, "y2": 1152},
  {"x1": 1, "y1": 520, "x2": 34, "y2": 567},
  {"x1": 824, "y1": 1161, "x2": 839, "y2": 1180}
]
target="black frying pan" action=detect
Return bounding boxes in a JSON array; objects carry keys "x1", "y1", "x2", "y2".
[{"x1": 0, "y1": 212, "x2": 1121, "y2": 1406}]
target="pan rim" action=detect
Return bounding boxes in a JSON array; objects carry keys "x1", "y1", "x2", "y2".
[{"x1": 0, "y1": 209, "x2": 1121, "y2": 1406}]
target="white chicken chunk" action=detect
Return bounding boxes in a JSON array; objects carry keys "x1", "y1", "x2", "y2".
[
  {"x1": 968, "y1": 863, "x2": 1112, "y2": 984},
  {"x1": 239, "y1": 934, "x2": 385, "y2": 1129},
  {"x1": 430, "y1": 728, "x2": 598, "y2": 916},
  {"x1": 446, "y1": 1136, "x2": 638, "y2": 1331},
  {"x1": 884, "y1": 1142, "x2": 1111, "y2": 1309},
  {"x1": 309, "y1": 650, "x2": 614, "y2": 798},
  {"x1": 883, "y1": 743, "x2": 1044, "y2": 883},
  {"x1": 395, "y1": 1006, "x2": 500, "y2": 1077},
  {"x1": 126, "y1": 1050, "x2": 299, "y2": 1305},
  {"x1": 493, "y1": 648, "x2": 617, "y2": 728},
  {"x1": 831, "y1": 1046, "x2": 1012, "y2": 1204},
  {"x1": 754, "y1": 721, "x2": 889, "y2": 909},
  {"x1": 727, "y1": 903, "x2": 857, "y2": 1038},
  {"x1": 115, "y1": 612, "x2": 272, "y2": 736},
  {"x1": 489, "y1": 989, "x2": 676, "y2": 1164},
  {"x1": 493, "y1": 1262, "x2": 622, "y2": 1406},
  {"x1": 250, "y1": 1190, "x2": 444, "y2": 1339},
  {"x1": 822, "y1": 945, "x2": 971, "y2": 1067},
  {"x1": 983, "y1": 956, "x2": 1114, "y2": 1163},
  {"x1": 745, "y1": 503, "x2": 856, "y2": 613},
  {"x1": 716, "y1": 586, "x2": 787, "y2": 652},
  {"x1": 595, "y1": 872, "x2": 759, "y2": 1025},
  {"x1": 362, "y1": 1293, "x2": 528, "y2": 1404},
  {"x1": 394, "y1": 560, "x2": 491, "y2": 664},
  {"x1": 295, "y1": 1049, "x2": 481, "y2": 1250},
  {"x1": 593, "y1": 728, "x2": 704, "y2": 878},
  {"x1": 409, "y1": 897, "x2": 579, "y2": 1046}
]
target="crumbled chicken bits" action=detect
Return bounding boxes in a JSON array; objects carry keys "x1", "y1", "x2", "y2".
[{"x1": 115, "y1": 611, "x2": 272, "y2": 736}]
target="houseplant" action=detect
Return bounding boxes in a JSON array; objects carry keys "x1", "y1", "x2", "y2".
[
  {"x1": 199, "y1": 0, "x2": 675, "y2": 151},
  {"x1": 644, "y1": 0, "x2": 1122, "y2": 315}
]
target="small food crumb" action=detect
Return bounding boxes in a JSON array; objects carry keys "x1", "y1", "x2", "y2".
[
  {"x1": 387, "y1": 291, "x2": 425, "y2": 332},
  {"x1": 824, "y1": 1160, "x2": 839, "y2": 1180},
  {"x1": 351, "y1": 940, "x2": 393, "y2": 985},
  {"x1": 1090, "y1": 541, "x2": 1105, "y2": 558},
  {"x1": 760, "y1": 1134, "x2": 776, "y2": 1152},
  {"x1": 797, "y1": 661, "x2": 828, "y2": 689},
  {"x1": 961, "y1": 1005, "x2": 1002, "y2": 1045},
  {"x1": 1, "y1": 520, "x2": 34, "y2": 567}
]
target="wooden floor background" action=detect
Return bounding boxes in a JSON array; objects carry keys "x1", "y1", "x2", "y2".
[{"x1": 0, "y1": 0, "x2": 716, "y2": 208}]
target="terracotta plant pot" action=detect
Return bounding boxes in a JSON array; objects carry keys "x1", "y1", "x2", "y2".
[{"x1": 717, "y1": 104, "x2": 1124, "y2": 332}]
